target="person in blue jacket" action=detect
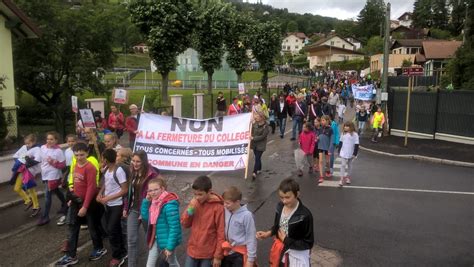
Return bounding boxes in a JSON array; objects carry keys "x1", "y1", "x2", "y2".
[
  {"x1": 329, "y1": 114, "x2": 340, "y2": 175},
  {"x1": 141, "y1": 177, "x2": 182, "y2": 267}
]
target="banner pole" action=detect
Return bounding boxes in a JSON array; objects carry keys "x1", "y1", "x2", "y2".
[
  {"x1": 141, "y1": 95, "x2": 146, "y2": 113},
  {"x1": 244, "y1": 113, "x2": 254, "y2": 180},
  {"x1": 133, "y1": 95, "x2": 146, "y2": 152}
]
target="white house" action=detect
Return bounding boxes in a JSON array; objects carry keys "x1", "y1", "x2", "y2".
[
  {"x1": 398, "y1": 12, "x2": 413, "y2": 28},
  {"x1": 305, "y1": 35, "x2": 364, "y2": 69},
  {"x1": 345, "y1": 37, "x2": 363, "y2": 50},
  {"x1": 281, "y1": 32, "x2": 308, "y2": 55}
]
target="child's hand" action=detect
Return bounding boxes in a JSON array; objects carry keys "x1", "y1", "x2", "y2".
[
  {"x1": 189, "y1": 198, "x2": 198, "y2": 209},
  {"x1": 212, "y1": 258, "x2": 221, "y2": 267},
  {"x1": 256, "y1": 230, "x2": 271, "y2": 240}
]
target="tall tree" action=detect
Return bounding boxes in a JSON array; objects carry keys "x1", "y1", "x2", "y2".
[
  {"x1": 129, "y1": 0, "x2": 195, "y2": 103},
  {"x1": 449, "y1": 0, "x2": 467, "y2": 35},
  {"x1": 432, "y1": 0, "x2": 449, "y2": 30},
  {"x1": 357, "y1": 0, "x2": 386, "y2": 42},
  {"x1": 193, "y1": 0, "x2": 232, "y2": 94},
  {"x1": 250, "y1": 21, "x2": 282, "y2": 92},
  {"x1": 412, "y1": 0, "x2": 433, "y2": 28},
  {"x1": 362, "y1": 36, "x2": 384, "y2": 56},
  {"x1": 13, "y1": 1, "x2": 116, "y2": 137},
  {"x1": 450, "y1": 2, "x2": 474, "y2": 89},
  {"x1": 224, "y1": 11, "x2": 254, "y2": 83},
  {"x1": 286, "y1": 20, "x2": 298, "y2": 32}
]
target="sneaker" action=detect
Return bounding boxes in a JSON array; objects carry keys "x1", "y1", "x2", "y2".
[
  {"x1": 252, "y1": 172, "x2": 257, "y2": 181},
  {"x1": 30, "y1": 208, "x2": 41, "y2": 218},
  {"x1": 57, "y1": 215, "x2": 66, "y2": 226},
  {"x1": 318, "y1": 177, "x2": 324, "y2": 184},
  {"x1": 339, "y1": 179, "x2": 344, "y2": 187},
  {"x1": 37, "y1": 217, "x2": 50, "y2": 226},
  {"x1": 80, "y1": 224, "x2": 88, "y2": 230},
  {"x1": 308, "y1": 167, "x2": 313, "y2": 174},
  {"x1": 345, "y1": 177, "x2": 351, "y2": 184},
  {"x1": 109, "y1": 256, "x2": 127, "y2": 267},
  {"x1": 325, "y1": 171, "x2": 332, "y2": 178},
  {"x1": 55, "y1": 255, "x2": 78, "y2": 266},
  {"x1": 290, "y1": 137, "x2": 296, "y2": 141},
  {"x1": 89, "y1": 248, "x2": 108, "y2": 261},
  {"x1": 297, "y1": 170, "x2": 303, "y2": 176},
  {"x1": 24, "y1": 201, "x2": 33, "y2": 211}
]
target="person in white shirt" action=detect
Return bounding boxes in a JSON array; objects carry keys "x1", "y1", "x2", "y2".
[
  {"x1": 337, "y1": 102, "x2": 346, "y2": 124},
  {"x1": 337, "y1": 122, "x2": 360, "y2": 187},
  {"x1": 11, "y1": 134, "x2": 42, "y2": 217},
  {"x1": 38, "y1": 131, "x2": 67, "y2": 226},
  {"x1": 96, "y1": 148, "x2": 128, "y2": 266}
]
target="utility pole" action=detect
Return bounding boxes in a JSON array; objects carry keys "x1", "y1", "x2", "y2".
[{"x1": 379, "y1": 2, "x2": 391, "y2": 105}]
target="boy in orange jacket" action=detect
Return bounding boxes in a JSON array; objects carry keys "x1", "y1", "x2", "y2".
[{"x1": 181, "y1": 175, "x2": 225, "y2": 267}]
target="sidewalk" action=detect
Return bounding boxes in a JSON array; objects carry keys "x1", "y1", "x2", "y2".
[
  {"x1": 360, "y1": 135, "x2": 474, "y2": 164},
  {"x1": 0, "y1": 182, "x2": 44, "y2": 210}
]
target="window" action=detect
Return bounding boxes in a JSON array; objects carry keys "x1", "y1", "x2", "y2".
[
  {"x1": 295, "y1": 39, "x2": 298, "y2": 43},
  {"x1": 342, "y1": 44, "x2": 345, "y2": 49},
  {"x1": 285, "y1": 39, "x2": 288, "y2": 43},
  {"x1": 295, "y1": 46, "x2": 299, "y2": 49},
  {"x1": 330, "y1": 41, "x2": 335, "y2": 46}
]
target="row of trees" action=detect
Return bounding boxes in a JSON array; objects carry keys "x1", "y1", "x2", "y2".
[
  {"x1": 128, "y1": 0, "x2": 283, "y2": 103},
  {"x1": 413, "y1": 0, "x2": 467, "y2": 36}
]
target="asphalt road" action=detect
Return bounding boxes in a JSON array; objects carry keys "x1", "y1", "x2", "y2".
[{"x1": 0, "y1": 126, "x2": 473, "y2": 266}]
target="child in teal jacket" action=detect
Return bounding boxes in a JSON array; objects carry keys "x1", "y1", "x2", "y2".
[{"x1": 141, "y1": 177, "x2": 182, "y2": 266}]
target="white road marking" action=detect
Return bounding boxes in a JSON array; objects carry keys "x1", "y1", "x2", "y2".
[
  {"x1": 319, "y1": 181, "x2": 474, "y2": 195},
  {"x1": 267, "y1": 140, "x2": 274, "y2": 145},
  {"x1": 0, "y1": 221, "x2": 37, "y2": 241}
]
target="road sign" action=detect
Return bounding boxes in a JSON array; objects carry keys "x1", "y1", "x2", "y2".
[{"x1": 402, "y1": 67, "x2": 424, "y2": 76}]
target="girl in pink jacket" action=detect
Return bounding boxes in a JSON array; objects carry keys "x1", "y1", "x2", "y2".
[{"x1": 297, "y1": 123, "x2": 316, "y2": 176}]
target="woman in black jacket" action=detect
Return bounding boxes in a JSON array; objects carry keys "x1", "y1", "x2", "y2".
[{"x1": 256, "y1": 178, "x2": 314, "y2": 266}]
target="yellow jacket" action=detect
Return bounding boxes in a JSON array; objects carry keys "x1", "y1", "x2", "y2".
[{"x1": 68, "y1": 156, "x2": 100, "y2": 189}]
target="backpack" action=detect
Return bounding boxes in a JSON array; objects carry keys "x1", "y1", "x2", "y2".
[{"x1": 105, "y1": 163, "x2": 130, "y2": 187}]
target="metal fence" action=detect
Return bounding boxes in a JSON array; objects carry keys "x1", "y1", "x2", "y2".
[{"x1": 388, "y1": 89, "x2": 474, "y2": 138}]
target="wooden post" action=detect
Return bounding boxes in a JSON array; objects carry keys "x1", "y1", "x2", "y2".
[{"x1": 404, "y1": 76, "x2": 412, "y2": 147}]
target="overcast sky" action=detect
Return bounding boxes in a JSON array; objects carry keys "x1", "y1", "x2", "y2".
[{"x1": 248, "y1": 0, "x2": 415, "y2": 20}]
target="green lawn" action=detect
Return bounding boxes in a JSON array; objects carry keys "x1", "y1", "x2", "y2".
[
  {"x1": 114, "y1": 53, "x2": 151, "y2": 69},
  {"x1": 128, "y1": 71, "x2": 276, "y2": 82}
]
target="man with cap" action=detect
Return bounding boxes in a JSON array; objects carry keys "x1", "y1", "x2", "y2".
[{"x1": 125, "y1": 104, "x2": 140, "y2": 149}]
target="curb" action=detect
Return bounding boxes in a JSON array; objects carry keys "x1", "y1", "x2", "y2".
[
  {"x1": 360, "y1": 146, "x2": 474, "y2": 168},
  {"x1": 0, "y1": 191, "x2": 45, "y2": 211}
]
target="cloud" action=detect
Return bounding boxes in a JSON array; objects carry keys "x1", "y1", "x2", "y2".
[{"x1": 247, "y1": 0, "x2": 415, "y2": 20}]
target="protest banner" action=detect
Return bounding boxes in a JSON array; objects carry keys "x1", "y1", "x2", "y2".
[
  {"x1": 238, "y1": 83, "x2": 246, "y2": 95},
  {"x1": 71, "y1": 96, "x2": 78, "y2": 113},
  {"x1": 113, "y1": 88, "x2": 128, "y2": 104},
  {"x1": 352, "y1": 84, "x2": 375, "y2": 101},
  {"x1": 79, "y1": 109, "x2": 96, "y2": 128},
  {"x1": 134, "y1": 113, "x2": 252, "y2": 171}
]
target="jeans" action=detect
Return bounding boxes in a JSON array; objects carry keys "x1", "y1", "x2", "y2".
[
  {"x1": 253, "y1": 150, "x2": 263, "y2": 174},
  {"x1": 184, "y1": 255, "x2": 212, "y2": 267},
  {"x1": 358, "y1": 121, "x2": 366, "y2": 134},
  {"x1": 105, "y1": 205, "x2": 126, "y2": 259},
  {"x1": 291, "y1": 116, "x2": 303, "y2": 139},
  {"x1": 340, "y1": 157, "x2": 353, "y2": 178},
  {"x1": 278, "y1": 117, "x2": 287, "y2": 137},
  {"x1": 42, "y1": 182, "x2": 66, "y2": 220},
  {"x1": 147, "y1": 243, "x2": 180, "y2": 267},
  {"x1": 222, "y1": 252, "x2": 244, "y2": 267},
  {"x1": 67, "y1": 200, "x2": 104, "y2": 257},
  {"x1": 127, "y1": 209, "x2": 148, "y2": 267}
]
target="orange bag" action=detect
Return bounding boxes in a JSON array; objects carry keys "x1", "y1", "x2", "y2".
[{"x1": 269, "y1": 238, "x2": 285, "y2": 267}]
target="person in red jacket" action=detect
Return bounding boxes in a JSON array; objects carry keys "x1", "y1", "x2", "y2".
[
  {"x1": 55, "y1": 142, "x2": 106, "y2": 266},
  {"x1": 297, "y1": 123, "x2": 316, "y2": 176},
  {"x1": 108, "y1": 105, "x2": 125, "y2": 139},
  {"x1": 125, "y1": 104, "x2": 140, "y2": 148},
  {"x1": 181, "y1": 175, "x2": 225, "y2": 267}
]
